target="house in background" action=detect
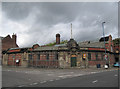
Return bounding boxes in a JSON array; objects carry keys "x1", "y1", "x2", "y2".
[{"x1": 1, "y1": 33, "x2": 19, "y2": 52}]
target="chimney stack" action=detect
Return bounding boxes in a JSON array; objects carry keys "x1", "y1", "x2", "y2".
[
  {"x1": 56, "y1": 33, "x2": 60, "y2": 44},
  {"x1": 12, "y1": 33, "x2": 17, "y2": 44}
]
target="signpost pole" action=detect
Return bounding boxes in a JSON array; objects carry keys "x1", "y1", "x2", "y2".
[{"x1": 102, "y1": 22, "x2": 108, "y2": 69}]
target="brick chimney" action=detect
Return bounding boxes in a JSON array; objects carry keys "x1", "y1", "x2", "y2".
[
  {"x1": 56, "y1": 33, "x2": 60, "y2": 44},
  {"x1": 108, "y1": 35, "x2": 113, "y2": 52},
  {"x1": 12, "y1": 33, "x2": 16, "y2": 44}
]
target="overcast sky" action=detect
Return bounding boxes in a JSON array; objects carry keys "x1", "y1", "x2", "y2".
[{"x1": 1, "y1": 2, "x2": 118, "y2": 47}]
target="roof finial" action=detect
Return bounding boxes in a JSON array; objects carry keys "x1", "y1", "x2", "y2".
[{"x1": 71, "y1": 23, "x2": 72, "y2": 39}]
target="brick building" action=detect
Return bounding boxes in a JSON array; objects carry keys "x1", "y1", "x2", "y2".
[
  {"x1": 2, "y1": 33, "x2": 119, "y2": 68},
  {"x1": 113, "y1": 38, "x2": 120, "y2": 63},
  {"x1": 1, "y1": 34, "x2": 19, "y2": 52}
]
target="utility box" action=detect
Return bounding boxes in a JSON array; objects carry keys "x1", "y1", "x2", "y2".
[{"x1": 96, "y1": 64, "x2": 101, "y2": 68}]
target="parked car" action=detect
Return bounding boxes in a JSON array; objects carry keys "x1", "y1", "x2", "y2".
[{"x1": 113, "y1": 62, "x2": 120, "y2": 67}]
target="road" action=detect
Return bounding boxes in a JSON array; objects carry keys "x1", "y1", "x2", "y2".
[
  {"x1": 30, "y1": 70, "x2": 119, "y2": 87},
  {"x1": 2, "y1": 67, "x2": 119, "y2": 88}
]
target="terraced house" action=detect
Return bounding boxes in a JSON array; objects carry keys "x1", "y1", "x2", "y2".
[{"x1": 1, "y1": 33, "x2": 119, "y2": 68}]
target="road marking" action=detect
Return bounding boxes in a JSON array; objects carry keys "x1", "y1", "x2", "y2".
[
  {"x1": 58, "y1": 76, "x2": 64, "y2": 77},
  {"x1": 58, "y1": 75, "x2": 72, "y2": 78},
  {"x1": 40, "y1": 81, "x2": 46, "y2": 83},
  {"x1": 91, "y1": 72, "x2": 97, "y2": 74},
  {"x1": 78, "y1": 74, "x2": 83, "y2": 76},
  {"x1": 49, "y1": 80, "x2": 53, "y2": 81},
  {"x1": 64, "y1": 75, "x2": 72, "y2": 77},
  {"x1": 48, "y1": 74, "x2": 53, "y2": 76},
  {"x1": 92, "y1": 80, "x2": 98, "y2": 83},
  {"x1": 18, "y1": 85, "x2": 24, "y2": 87},
  {"x1": 59, "y1": 73, "x2": 66, "y2": 74},
  {"x1": 73, "y1": 74, "x2": 83, "y2": 77},
  {"x1": 114, "y1": 74, "x2": 118, "y2": 76},
  {"x1": 33, "y1": 82, "x2": 38, "y2": 85}
]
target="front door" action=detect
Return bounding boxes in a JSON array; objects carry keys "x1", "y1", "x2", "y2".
[{"x1": 71, "y1": 57, "x2": 77, "y2": 67}]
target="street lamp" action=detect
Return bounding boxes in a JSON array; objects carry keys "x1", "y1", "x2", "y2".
[{"x1": 102, "y1": 22, "x2": 108, "y2": 69}]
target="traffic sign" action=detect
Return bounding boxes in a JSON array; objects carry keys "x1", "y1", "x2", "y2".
[{"x1": 83, "y1": 54, "x2": 86, "y2": 59}]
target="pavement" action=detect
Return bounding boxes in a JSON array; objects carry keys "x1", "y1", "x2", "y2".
[{"x1": 2, "y1": 66, "x2": 119, "y2": 87}]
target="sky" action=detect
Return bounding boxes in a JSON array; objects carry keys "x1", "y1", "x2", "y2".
[{"x1": 1, "y1": 2, "x2": 118, "y2": 47}]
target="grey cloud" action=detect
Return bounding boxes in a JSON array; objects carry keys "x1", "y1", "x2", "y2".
[
  {"x1": 2, "y1": 2, "x2": 35, "y2": 21},
  {"x1": 2, "y1": 2, "x2": 118, "y2": 47}
]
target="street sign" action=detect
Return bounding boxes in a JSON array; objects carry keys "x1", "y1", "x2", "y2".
[
  {"x1": 104, "y1": 54, "x2": 108, "y2": 60},
  {"x1": 83, "y1": 54, "x2": 86, "y2": 59}
]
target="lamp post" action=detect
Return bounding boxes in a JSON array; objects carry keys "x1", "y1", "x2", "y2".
[{"x1": 102, "y1": 22, "x2": 108, "y2": 68}]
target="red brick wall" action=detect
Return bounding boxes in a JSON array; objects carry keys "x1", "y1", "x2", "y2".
[
  {"x1": 2, "y1": 34, "x2": 18, "y2": 51},
  {"x1": 8, "y1": 53, "x2": 22, "y2": 66},
  {"x1": 109, "y1": 54, "x2": 115, "y2": 65},
  {"x1": 106, "y1": 35, "x2": 114, "y2": 52},
  {"x1": 91, "y1": 53, "x2": 96, "y2": 60},
  {"x1": 88, "y1": 61, "x2": 106, "y2": 66},
  {"x1": 97, "y1": 53, "x2": 101, "y2": 60},
  {"x1": 88, "y1": 52, "x2": 115, "y2": 66},
  {"x1": 30, "y1": 52, "x2": 58, "y2": 67},
  {"x1": 40, "y1": 54, "x2": 46, "y2": 60},
  {"x1": 88, "y1": 48, "x2": 105, "y2": 51}
]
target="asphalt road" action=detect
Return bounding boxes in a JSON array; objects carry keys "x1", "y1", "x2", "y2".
[
  {"x1": 27, "y1": 70, "x2": 119, "y2": 87},
  {"x1": 2, "y1": 67, "x2": 119, "y2": 88}
]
